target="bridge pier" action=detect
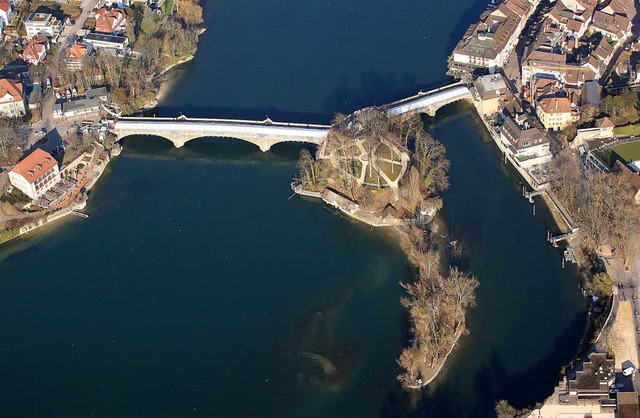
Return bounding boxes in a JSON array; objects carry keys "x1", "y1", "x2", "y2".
[
  {"x1": 171, "y1": 136, "x2": 190, "y2": 148},
  {"x1": 259, "y1": 142, "x2": 272, "y2": 152}
]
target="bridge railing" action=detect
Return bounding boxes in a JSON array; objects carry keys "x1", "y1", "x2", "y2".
[
  {"x1": 118, "y1": 116, "x2": 330, "y2": 129},
  {"x1": 381, "y1": 81, "x2": 467, "y2": 109}
]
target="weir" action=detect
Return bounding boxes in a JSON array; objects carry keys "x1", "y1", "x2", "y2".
[{"x1": 110, "y1": 83, "x2": 471, "y2": 151}]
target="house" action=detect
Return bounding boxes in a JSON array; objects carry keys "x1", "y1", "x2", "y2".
[
  {"x1": 65, "y1": 43, "x2": 87, "y2": 70},
  {"x1": 581, "y1": 80, "x2": 601, "y2": 106},
  {"x1": 601, "y1": 0, "x2": 629, "y2": 17},
  {"x1": 0, "y1": 0, "x2": 11, "y2": 33},
  {"x1": 531, "y1": 76, "x2": 561, "y2": 102},
  {"x1": 500, "y1": 115, "x2": 551, "y2": 161},
  {"x1": 558, "y1": 352, "x2": 615, "y2": 405},
  {"x1": 54, "y1": 97, "x2": 101, "y2": 119},
  {"x1": 0, "y1": 78, "x2": 25, "y2": 117},
  {"x1": 592, "y1": 38, "x2": 615, "y2": 67},
  {"x1": 83, "y1": 32, "x2": 128, "y2": 52},
  {"x1": 22, "y1": 35, "x2": 50, "y2": 65},
  {"x1": 590, "y1": 10, "x2": 631, "y2": 43},
  {"x1": 522, "y1": 50, "x2": 566, "y2": 83},
  {"x1": 24, "y1": 13, "x2": 65, "y2": 38},
  {"x1": 8, "y1": 148, "x2": 61, "y2": 200},
  {"x1": 449, "y1": 0, "x2": 535, "y2": 74},
  {"x1": 86, "y1": 86, "x2": 107, "y2": 101},
  {"x1": 613, "y1": 161, "x2": 640, "y2": 204},
  {"x1": 546, "y1": 0, "x2": 593, "y2": 38},
  {"x1": 536, "y1": 97, "x2": 578, "y2": 131},
  {"x1": 564, "y1": 66, "x2": 596, "y2": 88},
  {"x1": 94, "y1": 7, "x2": 126, "y2": 34},
  {"x1": 473, "y1": 74, "x2": 510, "y2": 116}
]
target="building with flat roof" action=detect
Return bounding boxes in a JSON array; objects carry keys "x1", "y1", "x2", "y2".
[
  {"x1": 83, "y1": 32, "x2": 128, "y2": 52},
  {"x1": 473, "y1": 74, "x2": 511, "y2": 116},
  {"x1": 24, "y1": 12, "x2": 64, "y2": 38},
  {"x1": 8, "y1": 149, "x2": 60, "y2": 199}
]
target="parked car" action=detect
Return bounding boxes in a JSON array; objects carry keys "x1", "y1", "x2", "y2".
[
  {"x1": 61, "y1": 93, "x2": 66, "y2": 100},
  {"x1": 55, "y1": 92, "x2": 61, "y2": 100},
  {"x1": 611, "y1": 383, "x2": 624, "y2": 389},
  {"x1": 72, "y1": 88, "x2": 78, "y2": 97},
  {"x1": 623, "y1": 366, "x2": 636, "y2": 376}
]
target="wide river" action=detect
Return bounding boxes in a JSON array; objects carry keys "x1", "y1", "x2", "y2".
[{"x1": 0, "y1": 0, "x2": 586, "y2": 416}]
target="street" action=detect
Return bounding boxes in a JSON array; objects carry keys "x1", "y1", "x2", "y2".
[{"x1": 30, "y1": 0, "x2": 100, "y2": 146}]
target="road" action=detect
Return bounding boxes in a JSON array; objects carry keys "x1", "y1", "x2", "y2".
[
  {"x1": 31, "y1": 0, "x2": 100, "y2": 146},
  {"x1": 605, "y1": 255, "x2": 640, "y2": 395}
]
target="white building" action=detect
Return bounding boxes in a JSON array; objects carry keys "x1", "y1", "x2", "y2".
[
  {"x1": 8, "y1": 149, "x2": 61, "y2": 200},
  {"x1": 0, "y1": 0, "x2": 11, "y2": 33},
  {"x1": 0, "y1": 78, "x2": 25, "y2": 118},
  {"x1": 24, "y1": 12, "x2": 64, "y2": 38},
  {"x1": 83, "y1": 32, "x2": 128, "y2": 52}
]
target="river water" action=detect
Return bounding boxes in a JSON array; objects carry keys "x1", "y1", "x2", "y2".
[{"x1": 0, "y1": 0, "x2": 586, "y2": 417}]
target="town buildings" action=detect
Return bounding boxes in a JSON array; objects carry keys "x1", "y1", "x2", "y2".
[
  {"x1": 473, "y1": 74, "x2": 511, "y2": 116},
  {"x1": 499, "y1": 114, "x2": 551, "y2": 163},
  {"x1": 536, "y1": 96, "x2": 578, "y2": 131},
  {"x1": 83, "y1": 32, "x2": 128, "y2": 52},
  {"x1": 8, "y1": 148, "x2": 61, "y2": 200},
  {"x1": 24, "y1": 12, "x2": 67, "y2": 38},
  {"x1": 65, "y1": 43, "x2": 88, "y2": 70},
  {"x1": 22, "y1": 35, "x2": 50, "y2": 65},
  {"x1": 449, "y1": 0, "x2": 538, "y2": 74},
  {"x1": 94, "y1": 7, "x2": 126, "y2": 35},
  {"x1": 0, "y1": 77, "x2": 25, "y2": 117},
  {"x1": 0, "y1": 0, "x2": 11, "y2": 34}
]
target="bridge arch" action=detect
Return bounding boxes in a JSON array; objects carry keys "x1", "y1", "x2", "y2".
[{"x1": 111, "y1": 118, "x2": 330, "y2": 152}]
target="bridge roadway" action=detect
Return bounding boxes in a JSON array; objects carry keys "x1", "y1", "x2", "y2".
[{"x1": 110, "y1": 82, "x2": 471, "y2": 151}]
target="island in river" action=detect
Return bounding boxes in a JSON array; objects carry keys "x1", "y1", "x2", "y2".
[{"x1": 0, "y1": 0, "x2": 591, "y2": 416}]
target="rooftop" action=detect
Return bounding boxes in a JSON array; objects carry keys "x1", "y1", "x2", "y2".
[
  {"x1": 84, "y1": 32, "x2": 128, "y2": 44},
  {"x1": 0, "y1": 78, "x2": 23, "y2": 103},
  {"x1": 538, "y1": 97, "x2": 573, "y2": 114},
  {"x1": 11, "y1": 149, "x2": 58, "y2": 184},
  {"x1": 474, "y1": 74, "x2": 509, "y2": 99}
]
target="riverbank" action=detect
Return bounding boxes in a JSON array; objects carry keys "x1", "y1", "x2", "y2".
[
  {"x1": 0, "y1": 143, "x2": 120, "y2": 247},
  {"x1": 154, "y1": 28, "x2": 208, "y2": 106}
]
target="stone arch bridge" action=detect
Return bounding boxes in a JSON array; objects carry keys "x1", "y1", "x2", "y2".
[{"x1": 110, "y1": 82, "x2": 471, "y2": 151}]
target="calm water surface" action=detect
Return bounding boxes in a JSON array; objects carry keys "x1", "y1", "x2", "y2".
[{"x1": 0, "y1": 1, "x2": 585, "y2": 416}]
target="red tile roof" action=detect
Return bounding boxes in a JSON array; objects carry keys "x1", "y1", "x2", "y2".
[
  {"x1": 94, "y1": 7, "x2": 126, "y2": 34},
  {"x1": 0, "y1": 0, "x2": 11, "y2": 13},
  {"x1": 66, "y1": 43, "x2": 87, "y2": 60},
  {"x1": 0, "y1": 78, "x2": 23, "y2": 103},
  {"x1": 538, "y1": 97, "x2": 572, "y2": 114},
  {"x1": 11, "y1": 149, "x2": 57, "y2": 184},
  {"x1": 22, "y1": 35, "x2": 49, "y2": 64}
]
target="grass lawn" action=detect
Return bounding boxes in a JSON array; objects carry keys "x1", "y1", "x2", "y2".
[
  {"x1": 613, "y1": 124, "x2": 640, "y2": 136},
  {"x1": 363, "y1": 167, "x2": 388, "y2": 186},
  {"x1": 517, "y1": 154, "x2": 538, "y2": 162},
  {"x1": 350, "y1": 159, "x2": 363, "y2": 176},
  {"x1": 378, "y1": 160, "x2": 402, "y2": 182},
  {"x1": 162, "y1": 0, "x2": 175, "y2": 17},
  {"x1": 596, "y1": 141, "x2": 640, "y2": 167},
  {"x1": 375, "y1": 143, "x2": 400, "y2": 162}
]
